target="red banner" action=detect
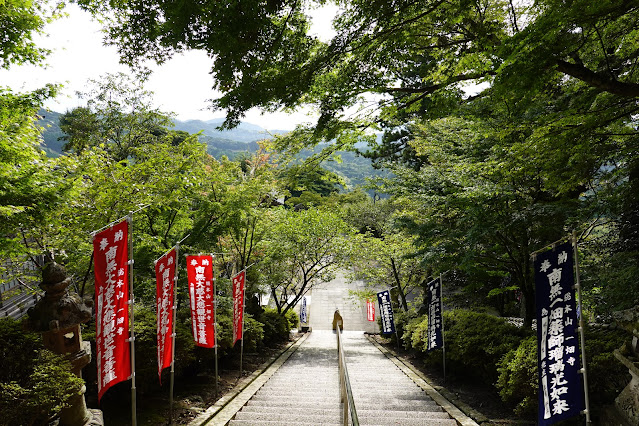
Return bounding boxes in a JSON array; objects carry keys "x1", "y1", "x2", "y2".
[
  {"x1": 155, "y1": 248, "x2": 176, "y2": 383},
  {"x1": 367, "y1": 299, "x2": 375, "y2": 321},
  {"x1": 232, "y1": 270, "x2": 246, "y2": 346},
  {"x1": 186, "y1": 255, "x2": 215, "y2": 348},
  {"x1": 93, "y1": 220, "x2": 131, "y2": 401}
]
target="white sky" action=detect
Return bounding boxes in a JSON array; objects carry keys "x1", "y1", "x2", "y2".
[{"x1": 1, "y1": 3, "x2": 338, "y2": 130}]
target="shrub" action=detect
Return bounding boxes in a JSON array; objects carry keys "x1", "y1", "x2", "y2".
[
  {"x1": 583, "y1": 328, "x2": 629, "y2": 410},
  {"x1": 259, "y1": 308, "x2": 293, "y2": 344},
  {"x1": 425, "y1": 309, "x2": 532, "y2": 385},
  {"x1": 0, "y1": 317, "x2": 42, "y2": 382},
  {"x1": 284, "y1": 309, "x2": 299, "y2": 331},
  {"x1": 393, "y1": 310, "x2": 419, "y2": 348},
  {"x1": 242, "y1": 314, "x2": 265, "y2": 352},
  {"x1": 403, "y1": 315, "x2": 429, "y2": 352},
  {"x1": 496, "y1": 335, "x2": 538, "y2": 416}
]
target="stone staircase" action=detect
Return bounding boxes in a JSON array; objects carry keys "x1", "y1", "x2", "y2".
[
  {"x1": 223, "y1": 330, "x2": 463, "y2": 426},
  {"x1": 343, "y1": 332, "x2": 458, "y2": 426},
  {"x1": 229, "y1": 330, "x2": 342, "y2": 425}
]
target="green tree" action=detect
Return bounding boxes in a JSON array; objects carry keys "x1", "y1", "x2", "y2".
[
  {"x1": 280, "y1": 163, "x2": 343, "y2": 208},
  {"x1": 348, "y1": 231, "x2": 427, "y2": 312},
  {"x1": 258, "y1": 207, "x2": 353, "y2": 314},
  {"x1": 0, "y1": 0, "x2": 62, "y2": 68},
  {"x1": 79, "y1": 0, "x2": 638, "y2": 137},
  {"x1": 382, "y1": 117, "x2": 581, "y2": 324},
  {"x1": 0, "y1": 86, "x2": 69, "y2": 264},
  {"x1": 59, "y1": 72, "x2": 175, "y2": 161},
  {"x1": 0, "y1": 0, "x2": 65, "y2": 264}
]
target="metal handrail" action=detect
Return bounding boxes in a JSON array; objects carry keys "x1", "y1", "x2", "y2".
[{"x1": 336, "y1": 322, "x2": 359, "y2": 426}]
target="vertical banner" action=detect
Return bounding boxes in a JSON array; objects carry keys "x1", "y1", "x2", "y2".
[
  {"x1": 155, "y1": 248, "x2": 176, "y2": 383},
  {"x1": 427, "y1": 277, "x2": 443, "y2": 351},
  {"x1": 367, "y1": 299, "x2": 375, "y2": 321},
  {"x1": 300, "y1": 296, "x2": 308, "y2": 325},
  {"x1": 534, "y1": 242, "x2": 583, "y2": 425},
  {"x1": 186, "y1": 255, "x2": 215, "y2": 348},
  {"x1": 377, "y1": 290, "x2": 395, "y2": 334},
  {"x1": 93, "y1": 220, "x2": 131, "y2": 401},
  {"x1": 232, "y1": 270, "x2": 246, "y2": 346}
]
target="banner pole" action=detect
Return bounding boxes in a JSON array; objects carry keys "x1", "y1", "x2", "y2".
[
  {"x1": 128, "y1": 213, "x2": 137, "y2": 426},
  {"x1": 168, "y1": 243, "x2": 181, "y2": 425},
  {"x1": 213, "y1": 263, "x2": 218, "y2": 400},
  {"x1": 572, "y1": 231, "x2": 591, "y2": 424},
  {"x1": 440, "y1": 273, "x2": 446, "y2": 383}
]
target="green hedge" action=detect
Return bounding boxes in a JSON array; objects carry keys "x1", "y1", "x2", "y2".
[
  {"x1": 402, "y1": 309, "x2": 532, "y2": 385},
  {"x1": 259, "y1": 308, "x2": 297, "y2": 344},
  {"x1": 496, "y1": 335, "x2": 538, "y2": 416},
  {"x1": 429, "y1": 310, "x2": 531, "y2": 384}
]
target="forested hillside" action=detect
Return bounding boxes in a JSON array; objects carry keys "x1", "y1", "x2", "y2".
[{"x1": 37, "y1": 110, "x2": 383, "y2": 191}]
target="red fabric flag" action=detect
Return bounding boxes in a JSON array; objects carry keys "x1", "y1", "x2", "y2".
[
  {"x1": 155, "y1": 248, "x2": 176, "y2": 383},
  {"x1": 232, "y1": 270, "x2": 246, "y2": 346},
  {"x1": 367, "y1": 299, "x2": 375, "y2": 321},
  {"x1": 93, "y1": 220, "x2": 131, "y2": 401},
  {"x1": 186, "y1": 255, "x2": 215, "y2": 348}
]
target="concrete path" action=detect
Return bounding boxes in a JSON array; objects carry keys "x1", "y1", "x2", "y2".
[
  {"x1": 307, "y1": 271, "x2": 378, "y2": 333},
  {"x1": 200, "y1": 271, "x2": 478, "y2": 425},
  {"x1": 228, "y1": 330, "x2": 342, "y2": 425}
]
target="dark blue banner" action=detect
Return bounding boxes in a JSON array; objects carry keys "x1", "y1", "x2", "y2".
[
  {"x1": 534, "y1": 241, "x2": 583, "y2": 425},
  {"x1": 377, "y1": 290, "x2": 395, "y2": 334},
  {"x1": 426, "y1": 277, "x2": 443, "y2": 351},
  {"x1": 300, "y1": 296, "x2": 308, "y2": 324}
]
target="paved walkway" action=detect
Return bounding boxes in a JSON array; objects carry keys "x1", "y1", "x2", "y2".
[
  {"x1": 197, "y1": 271, "x2": 478, "y2": 426},
  {"x1": 307, "y1": 271, "x2": 378, "y2": 333}
]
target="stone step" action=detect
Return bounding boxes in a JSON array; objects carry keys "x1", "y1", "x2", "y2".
[
  {"x1": 250, "y1": 394, "x2": 340, "y2": 402},
  {"x1": 239, "y1": 406, "x2": 343, "y2": 416},
  {"x1": 229, "y1": 421, "x2": 340, "y2": 426},
  {"x1": 261, "y1": 381, "x2": 338, "y2": 387},
  {"x1": 238, "y1": 406, "x2": 450, "y2": 419},
  {"x1": 354, "y1": 393, "x2": 434, "y2": 402},
  {"x1": 234, "y1": 411, "x2": 342, "y2": 423},
  {"x1": 357, "y1": 419, "x2": 458, "y2": 426},
  {"x1": 246, "y1": 398, "x2": 339, "y2": 407},
  {"x1": 354, "y1": 401, "x2": 443, "y2": 411},
  {"x1": 357, "y1": 411, "x2": 452, "y2": 420},
  {"x1": 256, "y1": 389, "x2": 342, "y2": 397}
]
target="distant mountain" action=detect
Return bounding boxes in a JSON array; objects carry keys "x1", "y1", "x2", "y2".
[
  {"x1": 36, "y1": 109, "x2": 66, "y2": 157},
  {"x1": 35, "y1": 109, "x2": 289, "y2": 157},
  {"x1": 34, "y1": 110, "x2": 385, "y2": 192},
  {"x1": 171, "y1": 117, "x2": 289, "y2": 143}
]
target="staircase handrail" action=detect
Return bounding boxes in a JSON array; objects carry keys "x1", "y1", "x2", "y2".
[{"x1": 336, "y1": 321, "x2": 359, "y2": 426}]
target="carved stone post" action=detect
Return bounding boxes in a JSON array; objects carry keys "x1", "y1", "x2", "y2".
[{"x1": 25, "y1": 262, "x2": 103, "y2": 425}]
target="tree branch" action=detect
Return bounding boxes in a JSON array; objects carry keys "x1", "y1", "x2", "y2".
[{"x1": 556, "y1": 59, "x2": 639, "y2": 97}]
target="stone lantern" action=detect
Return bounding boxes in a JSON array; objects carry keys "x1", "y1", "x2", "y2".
[{"x1": 25, "y1": 262, "x2": 102, "y2": 425}]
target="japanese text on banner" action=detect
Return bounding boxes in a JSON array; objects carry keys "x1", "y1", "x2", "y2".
[
  {"x1": 300, "y1": 296, "x2": 308, "y2": 325},
  {"x1": 186, "y1": 255, "x2": 215, "y2": 348},
  {"x1": 427, "y1": 278, "x2": 443, "y2": 351},
  {"x1": 367, "y1": 299, "x2": 375, "y2": 322},
  {"x1": 534, "y1": 242, "x2": 583, "y2": 425},
  {"x1": 93, "y1": 220, "x2": 130, "y2": 401},
  {"x1": 232, "y1": 270, "x2": 245, "y2": 346},
  {"x1": 376, "y1": 290, "x2": 395, "y2": 334},
  {"x1": 155, "y1": 248, "x2": 176, "y2": 383}
]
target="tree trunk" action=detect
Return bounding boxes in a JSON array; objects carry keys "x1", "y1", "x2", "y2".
[
  {"x1": 520, "y1": 262, "x2": 535, "y2": 328},
  {"x1": 390, "y1": 258, "x2": 409, "y2": 311}
]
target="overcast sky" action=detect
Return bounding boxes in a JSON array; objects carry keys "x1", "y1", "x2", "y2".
[{"x1": 1, "y1": 4, "x2": 338, "y2": 130}]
